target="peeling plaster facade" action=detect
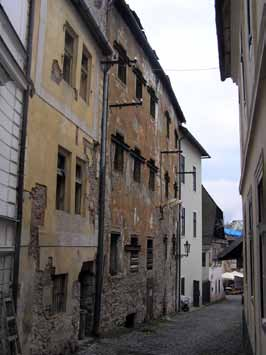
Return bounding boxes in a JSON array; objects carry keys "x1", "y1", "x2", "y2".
[
  {"x1": 16, "y1": 1, "x2": 110, "y2": 354},
  {"x1": 100, "y1": 3, "x2": 184, "y2": 331}
]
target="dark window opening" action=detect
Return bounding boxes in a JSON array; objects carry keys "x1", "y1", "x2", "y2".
[
  {"x1": 193, "y1": 166, "x2": 196, "y2": 191},
  {"x1": 172, "y1": 235, "x2": 176, "y2": 256},
  {"x1": 166, "y1": 111, "x2": 171, "y2": 138},
  {"x1": 63, "y1": 29, "x2": 75, "y2": 85},
  {"x1": 110, "y1": 233, "x2": 120, "y2": 276},
  {"x1": 181, "y1": 207, "x2": 185, "y2": 236},
  {"x1": 125, "y1": 313, "x2": 136, "y2": 328},
  {"x1": 180, "y1": 155, "x2": 185, "y2": 183},
  {"x1": 53, "y1": 274, "x2": 67, "y2": 313},
  {"x1": 114, "y1": 134, "x2": 125, "y2": 173},
  {"x1": 202, "y1": 252, "x2": 206, "y2": 267},
  {"x1": 174, "y1": 182, "x2": 178, "y2": 199},
  {"x1": 175, "y1": 129, "x2": 179, "y2": 149},
  {"x1": 193, "y1": 212, "x2": 197, "y2": 238},
  {"x1": 164, "y1": 236, "x2": 168, "y2": 260},
  {"x1": 165, "y1": 172, "x2": 170, "y2": 199},
  {"x1": 133, "y1": 148, "x2": 142, "y2": 183},
  {"x1": 148, "y1": 159, "x2": 157, "y2": 191},
  {"x1": 75, "y1": 163, "x2": 82, "y2": 214},
  {"x1": 80, "y1": 46, "x2": 91, "y2": 102},
  {"x1": 56, "y1": 153, "x2": 66, "y2": 210},
  {"x1": 129, "y1": 236, "x2": 139, "y2": 273},
  {"x1": 136, "y1": 75, "x2": 142, "y2": 100},
  {"x1": 115, "y1": 43, "x2": 127, "y2": 84},
  {"x1": 181, "y1": 277, "x2": 185, "y2": 296},
  {"x1": 147, "y1": 239, "x2": 153, "y2": 270},
  {"x1": 148, "y1": 87, "x2": 157, "y2": 118}
]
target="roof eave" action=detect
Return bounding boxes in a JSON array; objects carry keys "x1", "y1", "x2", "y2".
[
  {"x1": 71, "y1": 0, "x2": 112, "y2": 56},
  {"x1": 114, "y1": 0, "x2": 186, "y2": 124}
]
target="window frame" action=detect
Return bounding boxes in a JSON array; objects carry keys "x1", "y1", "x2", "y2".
[
  {"x1": 79, "y1": 45, "x2": 91, "y2": 103},
  {"x1": 63, "y1": 24, "x2": 77, "y2": 87}
]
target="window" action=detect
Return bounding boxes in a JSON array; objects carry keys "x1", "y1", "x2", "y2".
[
  {"x1": 193, "y1": 166, "x2": 196, "y2": 191},
  {"x1": 148, "y1": 87, "x2": 157, "y2": 118},
  {"x1": 115, "y1": 42, "x2": 127, "y2": 84},
  {"x1": 75, "y1": 162, "x2": 82, "y2": 214},
  {"x1": 56, "y1": 152, "x2": 66, "y2": 210},
  {"x1": 180, "y1": 155, "x2": 185, "y2": 183},
  {"x1": 175, "y1": 129, "x2": 179, "y2": 149},
  {"x1": 129, "y1": 236, "x2": 139, "y2": 273},
  {"x1": 202, "y1": 252, "x2": 206, "y2": 267},
  {"x1": 172, "y1": 234, "x2": 176, "y2": 256},
  {"x1": 181, "y1": 277, "x2": 185, "y2": 296},
  {"x1": 133, "y1": 148, "x2": 142, "y2": 183},
  {"x1": 110, "y1": 233, "x2": 120, "y2": 276},
  {"x1": 147, "y1": 239, "x2": 153, "y2": 270},
  {"x1": 63, "y1": 27, "x2": 76, "y2": 85},
  {"x1": 193, "y1": 212, "x2": 197, "y2": 238},
  {"x1": 248, "y1": 194, "x2": 254, "y2": 296},
  {"x1": 164, "y1": 236, "x2": 168, "y2": 260},
  {"x1": 181, "y1": 207, "x2": 185, "y2": 236},
  {"x1": 165, "y1": 111, "x2": 171, "y2": 138},
  {"x1": 218, "y1": 279, "x2": 221, "y2": 293},
  {"x1": 113, "y1": 133, "x2": 125, "y2": 173},
  {"x1": 52, "y1": 274, "x2": 67, "y2": 313},
  {"x1": 148, "y1": 159, "x2": 157, "y2": 191},
  {"x1": 80, "y1": 46, "x2": 91, "y2": 102},
  {"x1": 165, "y1": 171, "x2": 170, "y2": 199},
  {"x1": 174, "y1": 182, "x2": 178, "y2": 199}
]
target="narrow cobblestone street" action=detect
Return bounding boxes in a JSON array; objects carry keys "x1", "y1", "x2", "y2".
[{"x1": 78, "y1": 296, "x2": 244, "y2": 355}]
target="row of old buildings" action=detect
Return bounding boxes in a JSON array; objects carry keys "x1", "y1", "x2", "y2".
[
  {"x1": 216, "y1": 0, "x2": 266, "y2": 354},
  {"x1": 0, "y1": 1, "x2": 224, "y2": 354}
]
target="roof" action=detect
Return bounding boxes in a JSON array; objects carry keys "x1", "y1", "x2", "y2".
[
  {"x1": 215, "y1": 0, "x2": 231, "y2": 81},
  {"x1": 202, "y1": 185, "x2": 225, "y2": 245},
  {"x1": 218, "y1": 238, "x2": 243, "y2": 260},
  {"x1": 180, "y1": 126, "x2": 210, "y2": 158},
  {"x1": 224, "y1": 228, "x2": 243, "y2": 238},
  {"x1": 113, "y1": 0, "x2": 186, "y2": 124},
  {"x1": 71, "y1": 0, "x2": 112, "y2": 56}
]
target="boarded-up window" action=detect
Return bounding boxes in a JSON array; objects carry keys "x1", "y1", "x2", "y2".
[
  {"x1": 147, "y1": 239, "x2": 153, "y2": 270},
  {"x1": 129, "y1": 236, "x2": 139, "y2": 273},
  {"x1": 53, "y1": 274, "x2": 67, "y2": 313}
]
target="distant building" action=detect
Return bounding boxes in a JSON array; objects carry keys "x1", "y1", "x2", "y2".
[
  {"x1": 215, "y1": 0, "x2": 266, "y2": 353},
  {"x1": 202, "y1": 186, "x2": 226, "y2": 304},
  {"x1": 179, "y1": 127, "x2": 210, "y2": 308}
]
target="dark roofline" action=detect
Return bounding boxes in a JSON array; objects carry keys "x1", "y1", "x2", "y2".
[
  {"x1": 215, "y1": 0, "x2": 230, "y2": 81},
  {"x1": 113, "y1": 0, "x2": 186, "y2": 124},
  {"x1": 71, "y1": 0, "x2": 112, "y2": 56},
  {"x1": 180, "y1": 126, "x2": 210, "y2": 158},
  {"x1": 202, "y1": 185, "x2": 223, "y2": 215}
]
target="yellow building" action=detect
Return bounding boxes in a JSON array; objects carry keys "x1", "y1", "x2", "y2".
[{"x1": 17, "y1": 1, "x2": 111, "y2": 354}]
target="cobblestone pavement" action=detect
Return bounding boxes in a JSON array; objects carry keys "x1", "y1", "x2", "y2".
[{"x1": 77, "y1": 295, "x2": 245, "y2": 355}]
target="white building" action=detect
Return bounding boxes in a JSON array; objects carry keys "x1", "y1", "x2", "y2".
[
  {"x1": 0, "y1": 0, "x2": 30, "y2": 351},
  {"x1": 179, "y1": 126, "x2": 210, "y2": 308}
]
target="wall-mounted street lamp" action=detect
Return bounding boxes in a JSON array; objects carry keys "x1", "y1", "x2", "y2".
[{"x1": 179, "y1": 240, "x2": 191, "y2": 257}]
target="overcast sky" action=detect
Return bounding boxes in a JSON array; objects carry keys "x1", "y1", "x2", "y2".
[{"x1": 127, "y1": 0, "x2": 241, "y2": 223}]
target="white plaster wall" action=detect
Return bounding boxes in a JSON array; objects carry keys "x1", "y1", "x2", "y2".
[
  {"x1": 0, "y1": 81, "x2": 22, "y2": 220},
  {"x1": 209, "y1": 265, "x2": 225, "y2": 302},
  {"x1": 180, "y1": 138, "x2": 203, "y2": 306}
]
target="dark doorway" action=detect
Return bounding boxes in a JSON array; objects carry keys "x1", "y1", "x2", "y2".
[
  {"x1": 193, "y1": 280, "x2": 200, "y2": 307},
  {"x1": 125, "y1": 313, "x2": 136, "y2": 328},
  {"x1": 79, "y1": 262, "x2": 95, "y2": 339},
  {"x1": 146, "y1": 279, "x2": 153, "y2": 321},
  {"x1": 202, "y1": 280, "x2": 211, "y2": 304}
]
